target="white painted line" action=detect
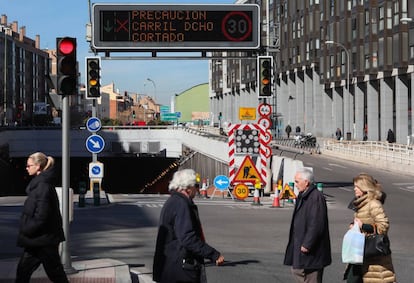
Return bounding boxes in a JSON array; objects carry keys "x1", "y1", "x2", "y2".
[
  {"x1": 339, "y1": 187, "x2": 352, "y2": 192},
  {"x1": 398, "y1": 187, "x2": 414, "y2": 192},
  {"x1": 328, "y1": 163, "x2": 347, "y2": 169},
  {"x1": 323, "y1": 167, "x2": 333, "y2": 171}
]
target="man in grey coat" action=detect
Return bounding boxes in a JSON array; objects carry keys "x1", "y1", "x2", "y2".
[{"x1": 284, "y1": 167, "x2": 332, "y2": 283}]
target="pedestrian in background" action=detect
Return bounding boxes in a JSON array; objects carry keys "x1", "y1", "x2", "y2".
[
  {"x1": 336, "y1": 128, "x2": 343, "y2": 140},
  {"x1": 284, "y1": 167, "x2": 332, "y2": 283},
  {"x1": 386, "y1": 129, "x2": 395, "y2": 143},
  {"x1": 285, "y1": 124, "x2": 292, "y2": 138},
  {"x1": 153, "y1": 169, "x2": 224, "y2": 283},
  {"x1": 15, "y1": 152, "x2": 68, "y2": 283},
  {"x1": 343, "y1": 173, "x2": 396, "y2": 283},
  {"x1": 296, "y1": 125, "x2": 301, "y2": 135}
]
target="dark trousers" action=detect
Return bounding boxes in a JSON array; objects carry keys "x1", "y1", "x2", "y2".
[
  {"x1": 343, "y1": 264, "x2": 363, "y2": 283},
  {"x1": 15, "y1": 245, "x2": 69, "y2": 283}
]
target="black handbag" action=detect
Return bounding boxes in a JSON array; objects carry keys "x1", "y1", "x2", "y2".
[{"x1": 364, "y1": 233, "x2": 391, "y2": 258}]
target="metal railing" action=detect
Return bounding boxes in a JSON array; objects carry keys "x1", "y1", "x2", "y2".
[{"x1": 322, "y1": 139, "x2": 414, "y2": 165}]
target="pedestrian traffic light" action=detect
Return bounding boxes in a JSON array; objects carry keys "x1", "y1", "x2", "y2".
[
  {"x1": 85, "y1": 57, "x2": 101, "y2": 99},
  {"x1": 257, "y1": 55, "x2": 273, "y2": 98},
  {"x1": 56, "y1": 37, "x2": 77, "y2": 95}
]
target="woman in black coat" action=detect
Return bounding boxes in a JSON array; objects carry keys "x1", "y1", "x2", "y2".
[
  {"x1": 15, "y1": 152, "x2": 68, "y2": 283},
  {"x1": 153, "y1": 169, "x2": 224, "y2": 283}
]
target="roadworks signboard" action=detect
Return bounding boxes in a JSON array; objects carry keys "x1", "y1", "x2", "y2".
[
  {"x1": 279, "y1": 183, "x2": 296, "y2": 199},
  {"x1": 232, "y1": 155, "x2": 264, "y2": 185}
]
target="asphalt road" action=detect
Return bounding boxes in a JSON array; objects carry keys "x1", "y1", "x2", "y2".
[{"x1": 1, "y1": 152, "x2": 413, "y2": 282}]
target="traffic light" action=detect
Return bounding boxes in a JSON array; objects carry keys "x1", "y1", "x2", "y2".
[
  {"x1": 85, "y1": 57, "x2": 101, "y2": 99},
  {"x1": 56, "y1": 37, "x2": 77, "y2": 95},
  {"x1": 257, "y1": 56, "x2": 273, "y2": 98}
]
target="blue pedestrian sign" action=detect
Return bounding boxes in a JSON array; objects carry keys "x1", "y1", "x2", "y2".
[
  {"x1": 86, "y1": 134, "x2": 105, "y2": 154},
  {"x1": 89, "y1": 162, "x2": 104, "y2": 178},
  {"x1": 86, "y1": 117, "x2": 102, "y2": 132},
  {"x1": 214, "y1": 175, "x2": 230, "y2": 191}
]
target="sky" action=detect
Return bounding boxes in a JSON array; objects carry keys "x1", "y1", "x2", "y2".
[{"x1": 1, "y1": 0, "x2": 235, "y2": 105}]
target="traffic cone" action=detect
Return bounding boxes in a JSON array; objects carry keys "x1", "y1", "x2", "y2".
[
  {"x1": 252, "y1": 188, "x2": 262, "y2": 206},
  {"x1": 201, "y1": 189, "x2": 208, "y2": 198},
  {"x1": 271, "y1": 193, "x2": 280, "y2": 208},
  {"x1": 200, "y1": 179, "x2": 208, "y2": 198}
]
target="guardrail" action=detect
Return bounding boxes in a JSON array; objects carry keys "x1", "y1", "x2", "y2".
[{"x1": 323, "y1": 139, "x2": 414, "y2": 165}]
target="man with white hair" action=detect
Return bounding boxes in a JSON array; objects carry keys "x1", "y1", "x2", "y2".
[
  {"x1": 284, "y1": 167, "x2": 332, "y2": 283},
  {"x1": 153, "y1": 169, "x2": 224, "y2": 283}
]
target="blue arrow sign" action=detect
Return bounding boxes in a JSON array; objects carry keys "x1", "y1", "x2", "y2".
[
  {"x1": 86, "y1": 134, "x2": 105, "y2": 154},
  {"x1": 91, "y1": 165, "x2": 101, "y2": 175},
  {"x1": 214, "y1": 175, "x2": 230, "y2": 191},
  {"x1": 86, "y1": 117, "x2": 102, "y2": 132}
]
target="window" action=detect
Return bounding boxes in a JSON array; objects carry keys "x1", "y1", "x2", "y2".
[
  {"x1": 371, "y1": 8, "x2": 377, "y2": 35},
  {"x1": 386, "y1": 4, "x2": 392, "y2": 29},
  {"x1": 379, "y1": 6, "x2": 384, "y2": 31},
  {"x1": 393, "y1": 0, "x2": 399, "y2": 25}
]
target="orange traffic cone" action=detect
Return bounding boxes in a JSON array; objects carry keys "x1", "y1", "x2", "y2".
[
  {"x1": 252, "y1": 189, "x2": 262, "y2": 206},
  {"x1": 271, "y1": 193, "x2": 280, "y2": 208},
  {"x1": 200, "y1": 179, "x2": 208, "y2": 198},
  {"x1": 201, "y1": 189, "x2": 208, "y2": 198}
]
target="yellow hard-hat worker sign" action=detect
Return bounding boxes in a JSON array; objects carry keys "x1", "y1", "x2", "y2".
[
  {"x1": 279, "y1": 183, "x2": 296, "y2": 199},
  {"x1": 233, "y1": 155, "x2": 264, "y2": 185}
]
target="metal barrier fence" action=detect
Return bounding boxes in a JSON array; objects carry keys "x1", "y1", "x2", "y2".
[{"x1": 322, "y1": 139, "x2": 414, "y2": 165}]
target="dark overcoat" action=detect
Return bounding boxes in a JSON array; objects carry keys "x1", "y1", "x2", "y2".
[
  {"x1": 284, "y1": 184, "x2": 332, "y2": 269},
  {"x1": 17, "y1": 166, "x2": 65, "y2": 248},
  {"x1": 153, "y1": 191, "x2": 220, "y2": 283}
]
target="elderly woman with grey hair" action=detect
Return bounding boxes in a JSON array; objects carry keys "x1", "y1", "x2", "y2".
[{"x1": 153, "y1": 169, "x2": 224, "y2": 283}]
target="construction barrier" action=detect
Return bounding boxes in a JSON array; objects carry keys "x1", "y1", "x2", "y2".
[{"x1": 252, "y1": 188, "x2": 262, "y2": 205}]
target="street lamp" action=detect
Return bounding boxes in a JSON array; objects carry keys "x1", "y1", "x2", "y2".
[
  {"x1": 146, "y1": 78, "x2": 156, "y2": 101},
  {"x1": 326, "y1": 40, "x2": 351, "y2": 138}
]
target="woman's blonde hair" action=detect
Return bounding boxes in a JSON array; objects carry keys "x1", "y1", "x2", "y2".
[
  {"x1": 29, "y1": 152, "x2": 54, "y2": 171},
  {"x1": 353, "y1": 173, "x2": 382, "y2": 198}
]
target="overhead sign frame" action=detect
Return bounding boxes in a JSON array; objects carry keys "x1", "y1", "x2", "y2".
[{"x1": 92, "y1": 4, "x2": 260, "y2": 51}]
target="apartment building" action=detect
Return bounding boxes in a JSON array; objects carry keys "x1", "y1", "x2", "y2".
[
  {"x1": 1, "y1": 15, "x2": 50, "y2": 126},
  {"x1": 210, "y1": 0, "x2": 414, "y2": 143}
]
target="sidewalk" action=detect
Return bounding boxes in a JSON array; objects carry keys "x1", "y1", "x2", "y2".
[
  {"x1": 0, "y1": 258, "x2": 131, "y2": 283},
  {"x1": 0, "y1": 194, "x2": 155, "y2": 283}
]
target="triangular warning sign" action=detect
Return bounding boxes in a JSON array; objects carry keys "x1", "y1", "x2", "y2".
[
  {"x1": 279, "y1": 183, "x2": 297, "y2": 199},
  {"x1": 233, "y1": 155, "x2": 264, "y2": 184}
]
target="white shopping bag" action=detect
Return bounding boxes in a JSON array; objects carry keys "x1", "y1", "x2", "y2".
[{"x1": 342, "y1": 223, "x2": 365, "y2": 264}]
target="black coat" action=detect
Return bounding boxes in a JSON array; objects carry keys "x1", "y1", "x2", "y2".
[
  {"x1": 284, "y1": 184, "x2": 332, "y2": 269},
  {"x1": 17, "y1": 166, "x2": 65, "y2": 248},
  {"x1": 153, "y1": 191, "x2": 220, "y2": 283}
]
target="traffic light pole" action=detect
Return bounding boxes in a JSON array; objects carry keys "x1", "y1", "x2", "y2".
[
  {"x1": 61, "y1": 94, "x2": 77, "y2": 274},
  {"x1": 92, "y1": 99, "x2": 97, "y2": 163}
]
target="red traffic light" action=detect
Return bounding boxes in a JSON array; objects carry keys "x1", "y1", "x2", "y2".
[
  {"x1": 56, "y1": 37, "x2": 77, "y2": 95},
  {"x1": 58, "y1": 38, "x2": 76, "y2": 55}
]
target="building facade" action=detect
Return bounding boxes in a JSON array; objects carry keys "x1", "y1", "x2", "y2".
[
  {"x1": 210, "y1": 0, "x2": 414, "y2": 143},
  {"x1": 1, "y1": 15, "x2": 50, "y2": 126}
]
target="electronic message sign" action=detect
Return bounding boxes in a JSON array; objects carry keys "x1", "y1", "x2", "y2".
[{"x1": 92, "y1": 4, "x2": 260, "y2": 50}]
